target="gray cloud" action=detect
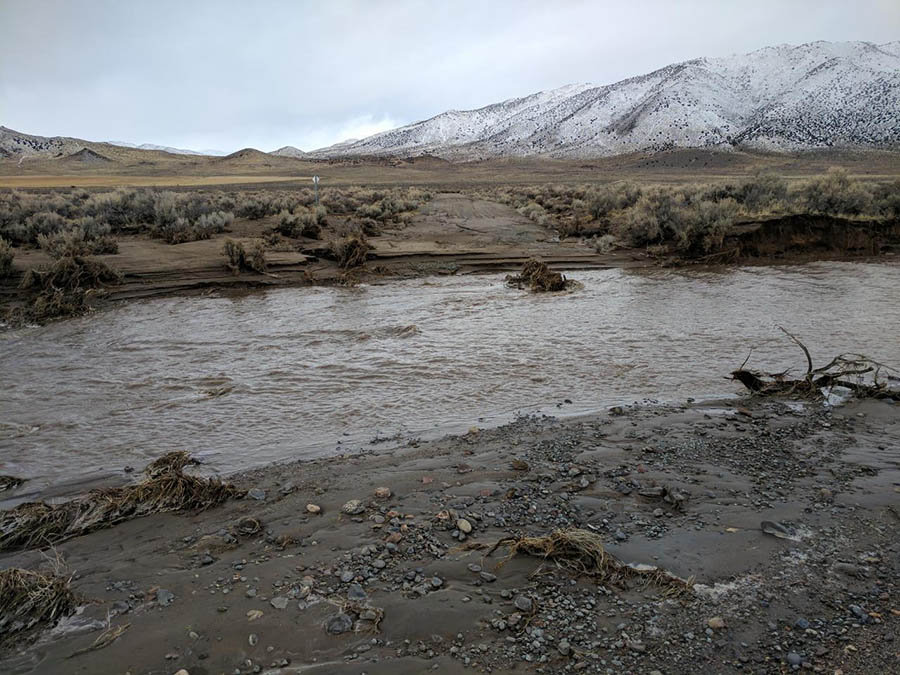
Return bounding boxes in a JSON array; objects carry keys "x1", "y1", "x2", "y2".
[{"x1": 1, "y1": 0, "x2": 897, "y2": 152}]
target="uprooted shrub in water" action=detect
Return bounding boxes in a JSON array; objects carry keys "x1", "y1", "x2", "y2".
[
  {"x1": 731, "y1": 327, "x2": 900, "y2": 401},
  {"x1": 0, "y1": 568, "x2": 78, "y2": 645},
  {"x1": 506, "y1": 258, "x2": 571, "y2": 292},
  {"x1": 0, "y1": 451, "x2": 242, "y2": 552},
  {"x1": 222, "y1": 238, "x2": 267, "y2": 275},
  {"x1": 328, "y1": 235, "x2": 372, "y2": 269}
]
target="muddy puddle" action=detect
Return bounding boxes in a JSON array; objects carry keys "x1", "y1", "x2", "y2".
[{"x1": 1, "y1": 261, "x2": 898, "y2": 493}]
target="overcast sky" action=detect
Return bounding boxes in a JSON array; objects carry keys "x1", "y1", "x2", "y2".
[{"x1": 1, "y1": 0, "x2": 897, "y2": 153}]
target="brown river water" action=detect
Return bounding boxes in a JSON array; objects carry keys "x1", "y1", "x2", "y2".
[{"x1": 1, "y1": 261, "x2": 898, "y2": 493}]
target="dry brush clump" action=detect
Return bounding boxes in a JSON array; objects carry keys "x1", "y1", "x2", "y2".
[
  {"x1": 222, "y1": 238, "x2": 267, "y2": 275},
  {"x1": 0, "y1": 567, "x2": 78, "y2": 645},
  {"x1": 18, "y1": 254, "x2": 121, "y2": 321},
  {"x1": 0, "y1": 451, "x2": 241, "y2": 552},
  {"x1": 327, "y1": 235, "x2": 372, "y2": 269}
]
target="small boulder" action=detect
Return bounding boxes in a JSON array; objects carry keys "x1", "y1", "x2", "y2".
[
  {"x1": 325, "y1": 613, "x2": 354, "y2": 635},
  {"x1": 513, "y1": 595, "x2": 533, "y2": 612},
  {"x1": 341, "y1": 499, "x2": 365, "y2": 515},
  {"x1": 708, "y1": 616, "x2": 726, "y2": 630}
]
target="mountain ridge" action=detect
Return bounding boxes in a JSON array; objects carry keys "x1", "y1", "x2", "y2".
[
  {"x1": 2, "y1": 41, "x2": 898, "y2": 165},
  {"x1": 307, "y1": 40, "x2": 900, "y2": 160}
]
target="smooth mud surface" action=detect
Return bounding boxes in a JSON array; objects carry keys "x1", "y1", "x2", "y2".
[
  {"x1": 0, "y1": 398, "x2": 897, "y2": 674},
  {"x1": 2, "y1": 261, "x2": 899, "y2": 495}
]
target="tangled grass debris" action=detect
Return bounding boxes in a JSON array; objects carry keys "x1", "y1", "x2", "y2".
[
  {"x1": 0, "y1": 451, "x2": 241, "y2": 552},
  {"x1": 0, "y1": 567, "x2": 78, "y2": 645},
  {"x1": 506, "y1": 258, "x2": 573, "y2": 292},
  {"x1": 67, "y1": 622, "x2": 130, "y2": 658},
  {"x1": 487, "y1": 528, "x2": 692, "y2": 594}
]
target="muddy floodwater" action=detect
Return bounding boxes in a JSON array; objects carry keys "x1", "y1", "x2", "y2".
[{"x1": 2, "y1": 261, "x2": 898, "y2": 491}]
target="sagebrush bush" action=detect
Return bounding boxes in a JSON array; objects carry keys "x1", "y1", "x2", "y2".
[
  {"x1": 155, "y1": 210, "x2": 233, "y2": 244},
  {"x1": 222, "y1": 239, "x2": 267, "y2": 275},
  {"x1": 588, "y1": 182, "x2": 642, "y2": 219},
  {"x1": 37, "y1": 227, "x2": 118, "y2": 258},
  {"x1": 359, "y1": 218, "x2": 382, "y2": 236},
  {"x1": 673, "y1": 198, "x2": 739, "y2": 254},
  {"x1": 737, "y1": 171, "x2": 788, "y2": 211},
  {"x1": 276, "y1": 209, "x2": 321, "y2": 239},
  {"x1": 518, "y1": 202, "x2": 549, "y2": 226},
  {"x1": 871, "y1": 180, "x2": 900, "y2": 218},
  {"x1": 800, "y1": 168, "x2": 873, "y2": 215},
  {"x1": 22, "y1": 212, "x2": 67, "y2": 245}
]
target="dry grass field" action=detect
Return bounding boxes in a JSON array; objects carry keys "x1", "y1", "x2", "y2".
[
  {"x1": 0, "y1": 175, "x2": 314, "y2": 188},
  {"x1": 3, "y1": 148, "x2": 899, "y2": 189}
]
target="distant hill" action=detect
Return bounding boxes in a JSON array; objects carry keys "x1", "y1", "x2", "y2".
[
  {"x1": 62, "y1": 148, "x2": 112, "y2": 165},
  {"x1": 217, "y1": 148, "x2": 273, "y2": 163},
  {"x1": 307, "y1": 40, "x2": 900, "y2": 160},
  {"x1": 270, "y1": 145, "x2": 306, "y2": 158},
  {"x1": 0, "y1": 125, "x2": 100, "y2": 158}
]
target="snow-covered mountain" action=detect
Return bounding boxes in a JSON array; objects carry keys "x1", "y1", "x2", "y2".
[
  {"x1": 108, "y1": 141, "x2": 226, "y2": 156},
  {"x1": 309, "y1": 41, "x2": 900, "y2": 160}
]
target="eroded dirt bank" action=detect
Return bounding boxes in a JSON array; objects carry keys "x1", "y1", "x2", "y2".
[
  {"x1": 7, "y1": 193, "x2": 895, "y2": 319},
  {"x1": 0, "y1": 194, "x2": 629, "y2": 313},
  {"x1": 1, "y1": 397, "x2": 897, "y2": 674}
]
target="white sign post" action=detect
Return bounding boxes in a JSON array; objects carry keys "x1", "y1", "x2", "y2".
[{"x1": 313, "y1": 175, "x2": 320, "y2": 206}]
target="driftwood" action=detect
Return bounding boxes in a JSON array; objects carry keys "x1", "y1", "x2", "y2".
[{"x1": 731, "y1": 328, "x2": 898, "y2": 401}]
